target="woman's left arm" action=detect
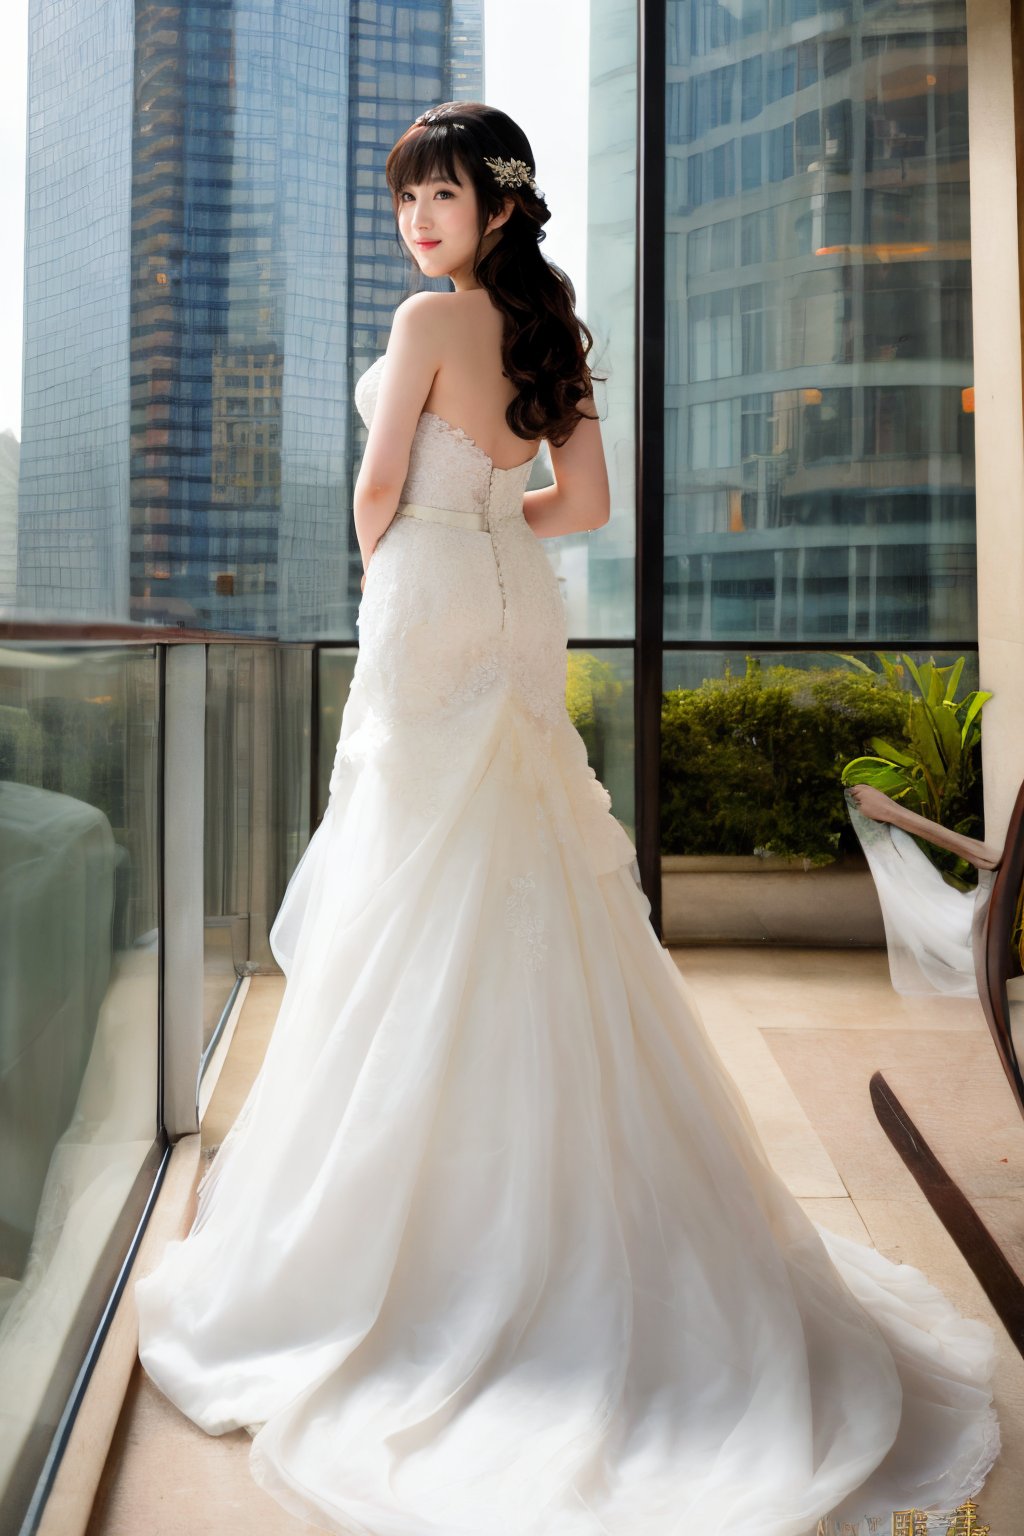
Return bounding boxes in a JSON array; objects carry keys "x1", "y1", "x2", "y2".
[
  {"x1": 522, "y1": 403, "x2": 611, "y2": 538},
  {"x1": 355, "y1": 294, "x2": 444, "y2": 576}
]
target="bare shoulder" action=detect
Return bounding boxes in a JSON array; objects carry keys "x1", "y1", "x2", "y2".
[
  {"x1": 389, "y1": 290, "x2": 450, "y2": 339},
  {"x1": 389, "y1": 291, "x2": 498, "y2": 393},
  {"x1": 393, "y1": 290, "x2": 450, "y2": 321},
  {"x1": 399, "y1": 288, "x2": 494, "y2": 334}
]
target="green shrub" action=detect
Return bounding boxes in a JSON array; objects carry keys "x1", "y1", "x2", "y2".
[{"x1": 660, "y1": 657, "x2": 909, "y2": 862}]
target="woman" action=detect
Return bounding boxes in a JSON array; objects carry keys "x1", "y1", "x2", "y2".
[{"x1": 135, "y1": 103, "x2": 1001, "y2": 1536}]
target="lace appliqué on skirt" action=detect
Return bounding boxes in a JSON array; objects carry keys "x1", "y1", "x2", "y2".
[{"x1": 505, "y1": 874, "x2": 548, "y2": 973}]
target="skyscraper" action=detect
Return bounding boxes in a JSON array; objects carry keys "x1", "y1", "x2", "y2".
[
  {"x1": 663, "y1": 1, "x2": 974, "y2": 652},
  {"x1": 449, "y1": 0, "x2": 483, "y2": 103},
  {"x1": 17, "y1": 0, "x2": 483, "y2": 639},
  {"x1": 0, "y1": 431, "x2": 19, "y2": 605},
  {"x1": 16, "y1": 0, "x2": 135, "y2": 621}
]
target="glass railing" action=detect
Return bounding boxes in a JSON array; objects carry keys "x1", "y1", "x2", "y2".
[
  {"x1": 0, "y1": 632, "x2": 162, "y2": 1528},
  {"x1": 0, "y1": 620, "x2": 320, "y2": 1533},
  {"x1": 203, "y1": 643, "x2": 313, "y2": 1029}
]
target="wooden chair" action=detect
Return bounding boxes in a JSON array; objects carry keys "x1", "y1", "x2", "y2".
[{"x1": 848, "y1": 780, "x2": 1024, "y2": 1122}]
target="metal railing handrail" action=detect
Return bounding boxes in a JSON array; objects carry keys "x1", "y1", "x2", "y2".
[{"x1": 0, "y1": 610, "x2": 302, "y2": 647}]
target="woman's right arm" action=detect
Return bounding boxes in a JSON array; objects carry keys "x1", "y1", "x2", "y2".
[{"x1": 354, "y1": 294, "x2": 444, "y2": 573}]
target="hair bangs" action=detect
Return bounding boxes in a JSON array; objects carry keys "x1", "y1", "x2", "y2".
[{"x1": 386, "y1": 127, "x2": 465, "y2": 200}]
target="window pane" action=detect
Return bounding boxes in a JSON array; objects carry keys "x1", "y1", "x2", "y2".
[{"x1": 665, "y1": 0, "x2": 975, "y2": 644}]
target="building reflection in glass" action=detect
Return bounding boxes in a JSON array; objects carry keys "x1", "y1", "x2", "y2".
[{"x1": 665, "y1": 0, "x2": 974, "y2": 644}]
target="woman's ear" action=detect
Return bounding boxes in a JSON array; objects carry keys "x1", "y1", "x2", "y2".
[{"x1": 485, "y1": 195, "x2": 515, "y2": 236}]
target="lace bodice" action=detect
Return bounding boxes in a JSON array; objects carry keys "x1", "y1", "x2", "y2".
[
  {"x1": 354, "y1": 354, "x2": 539, "y2": 526},
  {"x1": 339, "y1": 352, "x2": 637, "y2": 881}
]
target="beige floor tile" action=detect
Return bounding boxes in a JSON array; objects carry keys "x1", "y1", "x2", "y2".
[
  {"x1": 239, "y1": 974, "x2": 288, "y2": 1031},
  {"x1": 201, "y1": 976, "x2": 285, "y2": 1148},
  {"x1": 972, "y1": 1196, "x2": 1024, "y2": 1275},
  {"x1": 674, "y1": 946, "x2": 990, "y2": 1032},
  {"x1": 794, "y1": 1196, "x2": 872, "y2": 1244},
  {"x1": 877, "y1": 1053, "x2": 1024, "y2": 1197},
  {"x1": 691, "y1": 1013, "x2": 847, "y2": 1197},
  {"x1": 88, "y1": 1364, "x2": 320, "y2": 1536},
  {"x1": 764, "y1": 1028, "x2": 1024, "y2": 1202}
]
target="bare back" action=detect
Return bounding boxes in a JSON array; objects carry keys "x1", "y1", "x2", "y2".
[{"x1": 420, "y1": 289, "x2": 539, "y2": 470}]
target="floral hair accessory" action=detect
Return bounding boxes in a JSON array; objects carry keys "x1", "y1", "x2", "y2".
[{"x1": 483, "y1": 155, "x2": 536, "y2": 192}]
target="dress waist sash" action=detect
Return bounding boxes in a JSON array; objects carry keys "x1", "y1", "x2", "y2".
[{"x1": 395, "y1": 500, "x2": 489, "y2": 532}]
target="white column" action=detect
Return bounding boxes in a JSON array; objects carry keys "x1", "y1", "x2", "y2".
[{"x1": 968, "y1": 0, "x2": 1024, "y2": 839}]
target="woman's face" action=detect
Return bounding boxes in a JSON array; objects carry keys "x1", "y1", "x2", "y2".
[{"x1": 396, "y1": 162, "x2": 510, "y2": 291}]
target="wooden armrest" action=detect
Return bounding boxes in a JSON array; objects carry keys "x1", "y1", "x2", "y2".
[{"x1": 845, "y1": 784, "x2": 1002, "y2": 871}]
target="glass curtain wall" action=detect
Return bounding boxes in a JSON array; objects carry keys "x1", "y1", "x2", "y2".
[{"x1": 662, "y1": 0, "x2": 976, "y2": 859}]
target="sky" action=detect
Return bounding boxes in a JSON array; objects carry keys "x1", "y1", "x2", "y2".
[
  {"x1": 482, "y1": 0, "x2": 590, "y2": 313},
  {"x1": 0, "y1": 0, "x2": 589, "y2": 439}
]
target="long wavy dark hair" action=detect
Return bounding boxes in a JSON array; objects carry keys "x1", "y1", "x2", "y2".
[{"x1": 385, "y1": 101, "x2": 603, "y2": 448}]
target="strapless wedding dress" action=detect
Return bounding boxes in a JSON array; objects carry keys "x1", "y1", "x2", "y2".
[{"x1": 135, "y1": 354, "x2": 1001, "y2": 1536}]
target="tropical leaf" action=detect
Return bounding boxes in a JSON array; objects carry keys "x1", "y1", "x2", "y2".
[
  {"x1": 930, "y1": 702, "x2": 962, "y2": 769},
  {"x1": 959, "y1": 690, "x2": 991, "y2": 744},
  {"x1": 944, "y1": 656, "x2": 965, "y2": 702},
  {"x1": 841, "y1": 756, "x2": 920, "y2": 797},
  {"x1": 903, "y1": 653, "x2": 926, "y2": 698},
  {"x1": 831, "y1": 652, "x2": 876, "y2": 676},
  {"x1": 866, "y1": 737, "x2": 917, "y2": 768},
  {"x1": 908, "y1": 706, "x2": 946, "y2": 791}
]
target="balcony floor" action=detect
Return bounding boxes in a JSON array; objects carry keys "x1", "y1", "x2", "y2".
[{"x1": 91, "y1": 948, "x2": 1024, "y2": 1535}]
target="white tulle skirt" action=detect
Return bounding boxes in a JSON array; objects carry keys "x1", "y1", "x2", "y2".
[{"x1": 135, "y1": 687, "x2": 1001, "y2": 1536}]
